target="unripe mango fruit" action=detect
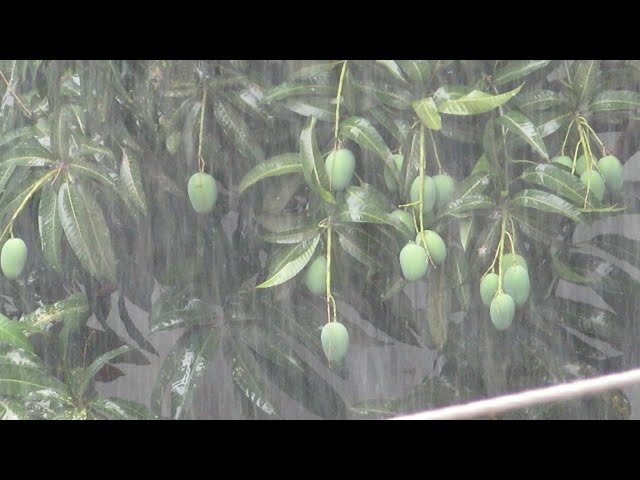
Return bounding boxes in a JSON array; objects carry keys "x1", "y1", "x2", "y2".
[
  {"x1": 490, "y1": 293, "x2": 515, "y2": 330},
  {"x1": 480, "y1": 272, "x2": 499, "y2": 307},
  {"x1": 502, "y1": 253, "x2": 527, "y2": 271},
  {"x1": 576, "y1": 154, "x2": 592, "y2": 176},
  {"x1": 416, "y1": 230, "x2": 447, "y2": 265},
  {"x1": 409, "y1": 176, "x2": 437, "y2": 213},
  {"x1": 188, "y1": 172, "x2": 218, "y2": 213},
  {"x1": 304, "y1": 257, "x2": 326, "y2": 295},
  {"x1": 433, "y1": 174, "x2": 456, "y2": 210},
  {"x1": 551, "y1": 155, "x2": 573, "y2": 170},
  {"x1": 598, "y1": 155, "x2": 624, "y2": 193},
  {"x1": 399, "y1": 242, "x2": 428, "y2": 281},
  {"x1": 502, "y1": 265, "x2": 530, "y2": 307},
  {"x1": 321, "y1": 321, "x2": 349, "y2": 364},
  {"x1": 325, "y1": 149, "x2": 356, "y2": 191},
  {"x1": 1, "y1": 238, "x2": 27, "y2": 280},
  {"x1": 580, "y1": 170, "x2": 605, "y2": 202}
]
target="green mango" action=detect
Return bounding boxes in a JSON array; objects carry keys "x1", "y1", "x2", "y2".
[
  {"x1": 480, "y1": 272, "x2": 499, "y2": 307},
  {"x1": 490, "y1": 293, "x2": 515, "y2": 330},
  {"x1": 188, "y1": 172, "x2": 218, "y2": 213},
  {"x1": 321, "y1": 321, "x2": 349, "y2": 364},
  {"x1": 304, "y1": 256, "x2": 327, "y2": 295},
  {"x1": 399, "y1": 242, "x2": 428, "y2": 281},
  {"x1": 325, "y1": 149, "x2": 356, "y2": 191},
  {"x1": 1, "y1": 238, "x2": 28, "y2": 280}
]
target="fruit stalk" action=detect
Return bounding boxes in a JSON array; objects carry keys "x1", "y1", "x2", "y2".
[
  {"x1": 334, "y1": 61, "x2": 348, "y2": 149},
  {"x1": 325, "y1": 226, "x2": 337, "y2": 323},
  {"x1": 427, "y1": 128, "x2": 444, "y2": 174},
  {"x1": 418, "y1": 126, "x2": 426, "y2": 233},
  {"x1": 197, "y1": 87, "x2": 208, "y2": 173}
]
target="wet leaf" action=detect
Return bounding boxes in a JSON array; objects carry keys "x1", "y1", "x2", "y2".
[
  {"x1": 299, "y1": 116, "x2": 335, "y2": 204},
  {"x1": 120, "y1": 147, "x2": 147, "y2": 214},
  {"x1": 90, "y1": 397, "x2": 158, "y2": 420},
  {"x1": 397, "y1": 60, "x2": 432, "y2": 86},
  {"x1": 438, "y1": 84, "x2": 522, "y2": 115},
  {"x1": 21, "y1": 293, "x2": 90, "y2": 332},
  {"x1": 572, "y1": 60, "x2": 600, "y2": 105},
  {"x1": 0, "y1": 316, "x2": 33, "y2": 353},
  {"x1": 58, "y1": 180, "x2": 117, "y2": 282},
  {"x1": 589, "y1": 90, "x2": 640, "y2": 112},
  {"x1": 493, "y1": 60, "x2": 550, "y2": 85},
  {"x1": 239, "y1": 153, "x2": 302, "y2": 194},
  {"x1": 213, "y1": 99, "x2": 265, "y2": 162},
  {"x1": 256, "y1": 234, "x2": 320, "y2": 289},
  {"x1": 150, "y1": 286, "x2": 222, "y2": 333},
  {"x1": 412, "y1": 97, "x2": 442, "y2": 130},
  {"x1": 497, "y1": 110, "x2": 548, "y2": 160},
  {"x1": 340, "y1": 116, "x2": 395, "y2": 172},
  {"x1": 38, "y1": 185, "x2": 63, "y2": 272},
  {"x1": 261, "y1": 82, "x2": 335, "y2": 104},
  {"x1": 510, "y1": 189, "x2": 583, "y2": 223},
  {"x1": 520, "y1": 163, "x2": 596, "y2": 206},
  {"x1": 79, "y1": 345, "x2": 132, "y2": 397}
]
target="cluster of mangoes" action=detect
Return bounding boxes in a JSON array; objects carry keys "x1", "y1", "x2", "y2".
[
  {"x1": 480, "y1": 253, "x2": 530, "y2": 330},
  {"x1": 551, "y1": 153, "x2": 624, "y2": 201}
]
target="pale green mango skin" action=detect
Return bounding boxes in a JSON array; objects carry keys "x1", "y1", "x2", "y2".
[
  {"x1": 304, "y1": 257, "x2": 327, "y2": 295},
  {"x1": 480, "y1": 272, "x2": 499, "y2": 307},
  {"x1": 325, "y1": 149, "x2": 356, "y2": 191},
  {"x1": 551, "y1": 155, "x2": 573, "y2": 170},
  {"x1": 384, "y1": 154, "x2": 404, "y2": 192},
  {"x1": 598, "y1": 155, "x2": 624, "y2": 193},
  {"x1": 433, "y1": 174, "x2": 456, "y2": 210},
  {"x1": 416, "y1": 230, "x2": 447, "y2": 265},
  {"x1": 409, "y1": 176, "x2": 437, "y2": 213},
  {"x1": 391, "y1": 209, "x2": 414, "y2": 234},
  {"x1": 188, "y1": 172, "x2": 218, "y2": 213},
  {"x1": 501, "y1": 253, "x2": 527, "y2": 271},
  {"x1": 490, "y1": 293, "x2": 515, "y2": 330},
  {"x1": 580, "y1": 170, "x2": 605, "y2": 202},
  {"x1": 503, "y1": 265, "x2": 530, "y2": 307},
  {"x1": 399, "y1": 242, "x2": 428, "y2": 281},
  {"x1": 576, "y1": 154, "x2": 593, "y2": 176},
  {"x1": 1, "y1": 238, "x2": 27, "y2": 280},
  {"x1": 321, "y1": 321, "x2": 349, "y2": 364}
]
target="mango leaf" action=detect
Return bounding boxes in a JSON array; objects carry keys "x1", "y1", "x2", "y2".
[
  {"x1": 78, "y1": 345, "x2": 132, "y2": 397},
  {"x1": 0, "y1": 364, "x2": 70, "y2": 397},
  {"x1": 412, "y1": 97, "x2": 442, "y2": 130},
  {"x1": 493, "y1": 60, "x2": 551, "y2": 85},
  {"x1": 572, "y1": 60, "x2": 600, "y2": 105},
  {"x1": 21, "y1": 293, "x2": 90, "y2": 332},
  {"x1": 0, "y1": 126, "x2": 37, "y2": 149},
  {"x1": 239, "y1": 153, "x2": 302, "y2": 194},
  {"x1": 438, "y1": 84, "x2": 522, "y2": 115},
  {"x1": 120, "y1": 147, "x2": 147, "y2": 214},
  {"x1": 456, "y1": 172, "x2": 491, "y2": 199},
  {"x1": 299, "y1": 116, "x2": 335, "y2": 204},
  {"x1": 256, "y1": 234, "x2": 320, "y2": 288},
  {"x1": 38, "y1": 185, "x2": 63, "y2": 272},
  {"x1": 336, "y1": 226, "x2": 385, "y2": 271},
  {"x1": 339, "y1": 116, "x2": 395, "y2": 172},
  {"x1": 58, "y1": 180, "x2": 117, "y2": 282},
  {"x1": 334, "y1": 185, "x2": 396, "y2": 226},
  {"x1": 150, "y1": 285, "x2": 222, "y2": 333},
  {"x1": 0, "y1": 164, "x2": 15, "y2": 194},
  {"x1": 510, "y1": 189, "x2": 583, "y2": 223},
  {"x1": 68, "y1": 159, "x2": 119, "y2": 193},
  {"x1": 369, "y1": 106, "x2": 409, "y2": 144},
  {"x1": 433, "y1": 85, "x2": 472, "y2": 105},
  {"x1": 0, "y1": 316, "x2": 33, "y2": 353},
  {"x1": 261, "y1": 224, "x2": 320, "y2": 244},
  {"x1": 73, "y1": 132, "x2": 117, "y2": 164},
  {"x1": 551, "y1": 252, "x2": 592, "y2": 285},
  {"x1": 282, "y1": 98, "x2": 334, "y2": 121},
  {"x1": 590, "y1": 234, "x2": 640, "y2": 270},
  {"x1": 589, "y1": 90, "x2": 640, "y2": 112},
  {"x1": 261, "y1": 82, "x2": 335, "y2": 104},
  {"x1": 533, "y1": 111, "x2": 572, "y2": 138},
  {"x1": 228, "y1": 335, "x2": 279, "y2": 418},
  {"x1": 239, "y1": 325, "x2": 303, "y2": 374},
  {"x1": 287, "y1": 61, "x2": 342, "y2": 81},
  {"x1": 397, "y1": 60, "x2": 431, "y2": 86},
  {"x1": 436, "y1": 194, "x2": 494, "y2": 219},
  {"x1": 50, "y1": 105, "x2": 70, "y2": 162},
  {"x1": 0, "y1": 146, "x2": 54, "y2": 167},
  {"x1": 355, "y1": 81, "x2": 413, "y2": 110},
  {"x1": 520, "y1": 164, "x2": 595, "y2": 206},
  {"x1": 497, "y1": 110, "x2": 548, "y2": 160},
  {"x1": 375, "y1": 60, "x2": 408, "y2": 84},
  {"x1": 213, "y1": 99, "x2": 265, "y2": 162},
  {"x1": 90, "y1": 397, "x2": 158, "y2": 420},
  {"x1": 514, "y1": 89, "x2": 565, "y2": 112},
  {"x1": 511, "y1": 210, "x2": 563, "y2": 245},
  {"x1": 151, "y1": 327, "x2": 220, "y2": 419}
]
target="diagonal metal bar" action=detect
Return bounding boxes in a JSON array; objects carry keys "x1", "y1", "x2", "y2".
[{"x1": 390, "y1": 367, "x2": 640, "y2": 420}]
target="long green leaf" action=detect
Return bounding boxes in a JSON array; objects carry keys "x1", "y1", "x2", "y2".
[
  {"x1": 436, "y1": 194, "x2": 494, "y2": 219},
  {"x1": 151, "y1": 327, "x2": 220, "y2": 419},
  {"x1": 0, "y1": 126, "x2": 37, "y2": 149},
  {"x1": 334, "y1": 185, "x2": 397, "y2": 226},
  {"x1": 38, "y1": 185, "x2": 63, "y2": 272},
  {"x1": 336, "y1": 226, "x2": 385, "y2": 271},
  {"x1": 521, "y1": 163, "x2": 595, "y2": 206},
  {"x1": 589, "y1": 90, "x2": 640, "y2": 112},
  {"x1": 339, "y1": 116, "x2": 395, "y2": 170},
  {"x1": 68, "y1": 159, "x2": 118, "y2": 193},
  {"x1": 573, "y1": 60, "x2": 600, "y2": 105},
  {"x1": 213, "y1": 99, "x2": 265, "y2": 162},
  {"x1": 0, "y1": 146, "x2": 54, "y2": 167},
  {"x1": 58, "y1": 180, "x2": 117, "y2": 282},
  {"x1": 21, "y1": 293, "x2": 90, "y2": 332},
  {"x1": 239, "y1": 153, "x2": 302, "y2": 194},
  {"x1": 90, "y1": 397, "x2": 158, "y2": 420},
  {"x1": 497, "y1": 110, "x2": 548, "y2": 160},
  {"x1": 376, "y1": 60, "x2": 408, "y2": 83},
  {"x1": 438, "y1": 84, "x2": 522, "y2": 115},
  {"x1": 299, "y1": 116, "x2": 335, "y2": 203},
  {"x1": 493, "y1": 60, "x2": 550, "y2": 85},
  {"x1": 412, "y1": 97, "x2": 442, "y2": 130},
  {"x1": 0, "y1": 365, "x2": 69, "y2": 397},
  {"x1": 282, "y1": 97, "x2": 334, "y2": 121},
  {"x1": 369, "y1": 106, "x2": 409, "y2": 144},
  {"x1": 261, "y1": 224, "x2": 320, "y2": 244},
  {"x1": 510, "y1": 189, "x2": 583, "y2": 223},
  {"x1": 150, "y1": 286, "x2": 221, "y2": 332},
  {"x1": 514, "y1": 89, "x2": 565, "y2": 112},
  {"x1": 397, "y1": 60, "x2": 431, "y2": 86},
  {"x1": 0, "y1": 315, "x2": 33, "y2": 353},
  {"x1": 261, "y1": 82, "x2": 335, "y2": 104},
  {"x1": 120, "y1": 147, "x2": 147, "y2": 214},
  {"x1": 79, "y1": 345, "x2": 132, "y2": 397},
  {"x1": 257, "y1": 235, "x2": 320, "y2": 289},
  {"x1": 591, "y1": 234, "x2": 640, "y2": 270}
]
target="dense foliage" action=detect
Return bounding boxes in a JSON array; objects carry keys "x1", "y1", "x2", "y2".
[{"x1": 0, "y1": 60, "x2": 638, "y2": 419}]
